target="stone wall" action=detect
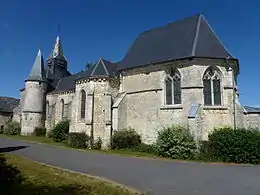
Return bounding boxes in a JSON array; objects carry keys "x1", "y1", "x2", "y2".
[
  {"x1": 244, "y1": 113, "x2": 260, "y2": 129},
  {"x1": 21, "y1": 81, "x2": 47, "y2": 134},
  {"x1": 118, "y1": 59, "x2": 236, "y2": 143},
  {"x1": 46, "y1": 92, "x2": 74, "y2": 132},
  {"x1": 21, "y1": 112, "x2": 44, "y2": 135},
  {"x1": 70, "y1": 78, "x2": 117, "y2": 148},
  {"x1": 13, "y1": 90, "x2": 26, "y2": 123}
]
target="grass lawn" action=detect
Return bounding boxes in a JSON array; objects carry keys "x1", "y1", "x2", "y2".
[
  {"x1": 0, "y1": 154, "x2": 140, "y2": 195},
  {"x1": 0, "y1": 134, "x2": 158, "y2": 159}
]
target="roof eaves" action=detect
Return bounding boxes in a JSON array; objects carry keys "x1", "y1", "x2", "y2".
[{"x1": 117, "y1": 56, "x2": 239, "y2": 72}]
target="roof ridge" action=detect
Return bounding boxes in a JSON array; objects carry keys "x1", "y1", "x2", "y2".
[
  {"x1": 90, "y1": 59, "x2": 101, "y2": 76},
  {"x1": 200, "y1": 15, "x2": 234, "y2": 58},
  {"x1": 100, "y1": 59, "x2": 109, "y2": 75},
  {"x1": 140, "y1": 13, "x2": 201, "y2": 36},
  {"x1": 191, "y1": 14, "x2": 202, "y2": 56}
]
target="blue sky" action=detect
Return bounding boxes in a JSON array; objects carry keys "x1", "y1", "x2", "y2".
[{"x1": 0, "y1": 0, "x2": 260, "y2": 106}]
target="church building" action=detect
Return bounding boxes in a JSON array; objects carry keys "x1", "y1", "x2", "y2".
[{"x1": 16, "y1": 14, "x2": 260, "y2": 147}]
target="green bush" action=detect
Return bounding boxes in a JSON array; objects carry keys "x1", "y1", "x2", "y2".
[
  {"x1": 112, "y1": 129, "x2": 141, "y2": 149},
  {"x1": 3, "y1": 122, "x2": 21, "y2": 135},
  {"x1": 208, "y1": 127, "x2": 260, "y2": 164},
  {"x1": 197, "y1": 140, "x2": 220, "y2": 162},
  {"x1": 67, "y1": 132, "x2": 90, "y2": 149},
  {"x1": 132, "y1": 143, "x2": 157, "y2": 154},
  {"x1": 51, "y1": 120, "x2": 70, "y2": 143},
  {"x1": 33, "y1": 127, "x2": 46, "y2": 137},
  {"x1": 91, "y1": 137, "x2": 102, "y2": 150},
  {"x1": 155, "y1": 125, "x2": 197, "y2": 160}
]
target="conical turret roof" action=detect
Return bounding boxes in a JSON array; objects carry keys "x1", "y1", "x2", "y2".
[{"x1": 27, "y1": 49, "x2": 46, "y2": 82}]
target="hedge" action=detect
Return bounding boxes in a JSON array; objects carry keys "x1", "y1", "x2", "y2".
[
  {"x1": 208, "y1": 127, "x2": 260, "y2": 164},
  {"x1": 67, "y1": 132, "x2": 90, "y2": 149},
  {"x1": 112, "y1": 129, "x2": 141, "y2": 149}
]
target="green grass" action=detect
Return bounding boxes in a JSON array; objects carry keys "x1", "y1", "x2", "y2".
[
  {"x1": 0, "y1": 134, "x2": 158, "y2": 159},
  {"x1": 0, "y1": 154, "x2": 140, "y2": 195}
]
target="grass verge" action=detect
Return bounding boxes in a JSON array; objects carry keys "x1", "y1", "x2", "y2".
[{"x1": 0, "y1": 153, "x2": 140, "y2": 195}]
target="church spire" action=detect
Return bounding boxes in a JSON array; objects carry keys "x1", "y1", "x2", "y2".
[
  {"x1": 27, "y1": 49, "x2": 46, "y2": 82},
  {"x1": 48, "y1": 36, "x2": 66, "y2": 60}
]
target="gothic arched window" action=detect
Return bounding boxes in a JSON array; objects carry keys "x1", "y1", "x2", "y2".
[
  {"x1": 165, "y1": 69, "x2": 181, "y2": 105},
  {"x1": 80, "y1": 90, "x2": 86, "y2": 119},
  {"x1": 61, "y1": 99, "x2": 65, "y2": 117},
  {"x1": 203, "y1": 67, "x2": 222, "y2": 105}
]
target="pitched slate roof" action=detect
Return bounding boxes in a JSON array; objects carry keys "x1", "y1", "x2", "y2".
[
  {"x1": 119, "y1": 14, "x2": 234, "y2": 70},
  {"x1": 77, "y1": 58, "x2": 118, "y2": 80},
  {"x1": 27, "y1": 50, "x2": 46, "y2": 81},
  {"x1": 50, "y1": 72, "x2": 83, "y2": 94},
  {"x1": 0, "y1": 97, "x2": 20, "y2": 113},
  {"x1": 243, "y1": 106, "x2": 260, "y2": 114}
]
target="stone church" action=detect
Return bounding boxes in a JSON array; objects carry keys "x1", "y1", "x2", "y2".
[{"x1": 15, "y1": 14, "x2": 260, "y2": 147}]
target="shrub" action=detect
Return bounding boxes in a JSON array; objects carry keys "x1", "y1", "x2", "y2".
[
  {"x1": 155, "y1": 125, "x2": 197, "y2": 160},
  {"x1": 67, "y1": 132, "x2": 90, "y2": 149},
  {"x1": 51, "y1": 120, "x2": 70, "y2": 143},
  {"x1": 112, "y1": 129, "x2": 141, "y2": 149},
  {"x1": 33, "y1": 127, "x2": 46, "y2": 137},
  {"x1": 91, "y1": 137, "x2": 102, "y2": 150},
  {"x1": 197, "y1": 140, "x2": 220, "y2": 162},
  {"x1": 133, "y1": 143, "x2": 157, "y2": 154},
  {"x1": 208, "y1": 127, "x2": 260, "y2": 164},
  {"x1": 3, "y1": 122, "x2": 21, "y2": 135}
]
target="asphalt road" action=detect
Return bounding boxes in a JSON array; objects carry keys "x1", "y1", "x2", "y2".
[{"x1": 0, "y1": 138, "x2": 259, "y2": 195}]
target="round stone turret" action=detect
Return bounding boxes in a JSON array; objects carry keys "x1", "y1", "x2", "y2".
[{"x1": 21, "y1": 50, "x2": 47, "y2": 135}]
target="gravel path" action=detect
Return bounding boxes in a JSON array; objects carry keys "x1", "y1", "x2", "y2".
[{"x1": 1, "y1": 138, "x2": 259, "y2": 195}]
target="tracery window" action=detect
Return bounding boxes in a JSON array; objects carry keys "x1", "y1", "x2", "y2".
[
  {"x1": 165, "y1": 69, "x2": 181, "y2": 105},
  {"x1": 203, "y1": 67, "x2": 222, "y2": 105}
]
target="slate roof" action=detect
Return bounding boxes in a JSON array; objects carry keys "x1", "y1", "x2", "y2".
[
  {"x1": 0, "y1": 97, "x2": 20, "y2": 113},
  {"x1": 48, "y1": 14, "x2": 235, "y2": 93},
  {"x1": 77, "y1": 58, "x2": 118, "y2": 80},
  {"x1": 119, "y1": 14, "x2": 234, "y2": 70},
  {"x1": 243, "y1": 106, "x2": 260, "y2": 114},
  {"x1": 50, "y1": 72, "x2": 83, "y2": 94},
  {"x1": 27, "y1": 50, "x2": 46, "y2": 81}
]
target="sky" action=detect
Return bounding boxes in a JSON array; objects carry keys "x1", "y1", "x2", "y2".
[{"x1": 0, "y1": 0, "x2": 260, "y2": 106}]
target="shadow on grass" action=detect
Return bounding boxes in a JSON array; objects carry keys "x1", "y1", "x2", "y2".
[
  {"x1": 0, "y1": 155, "x2": 91, "y2": 195},
  {"x1": 0, "y1": 146, "x2": 29, "y2": 153}
]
